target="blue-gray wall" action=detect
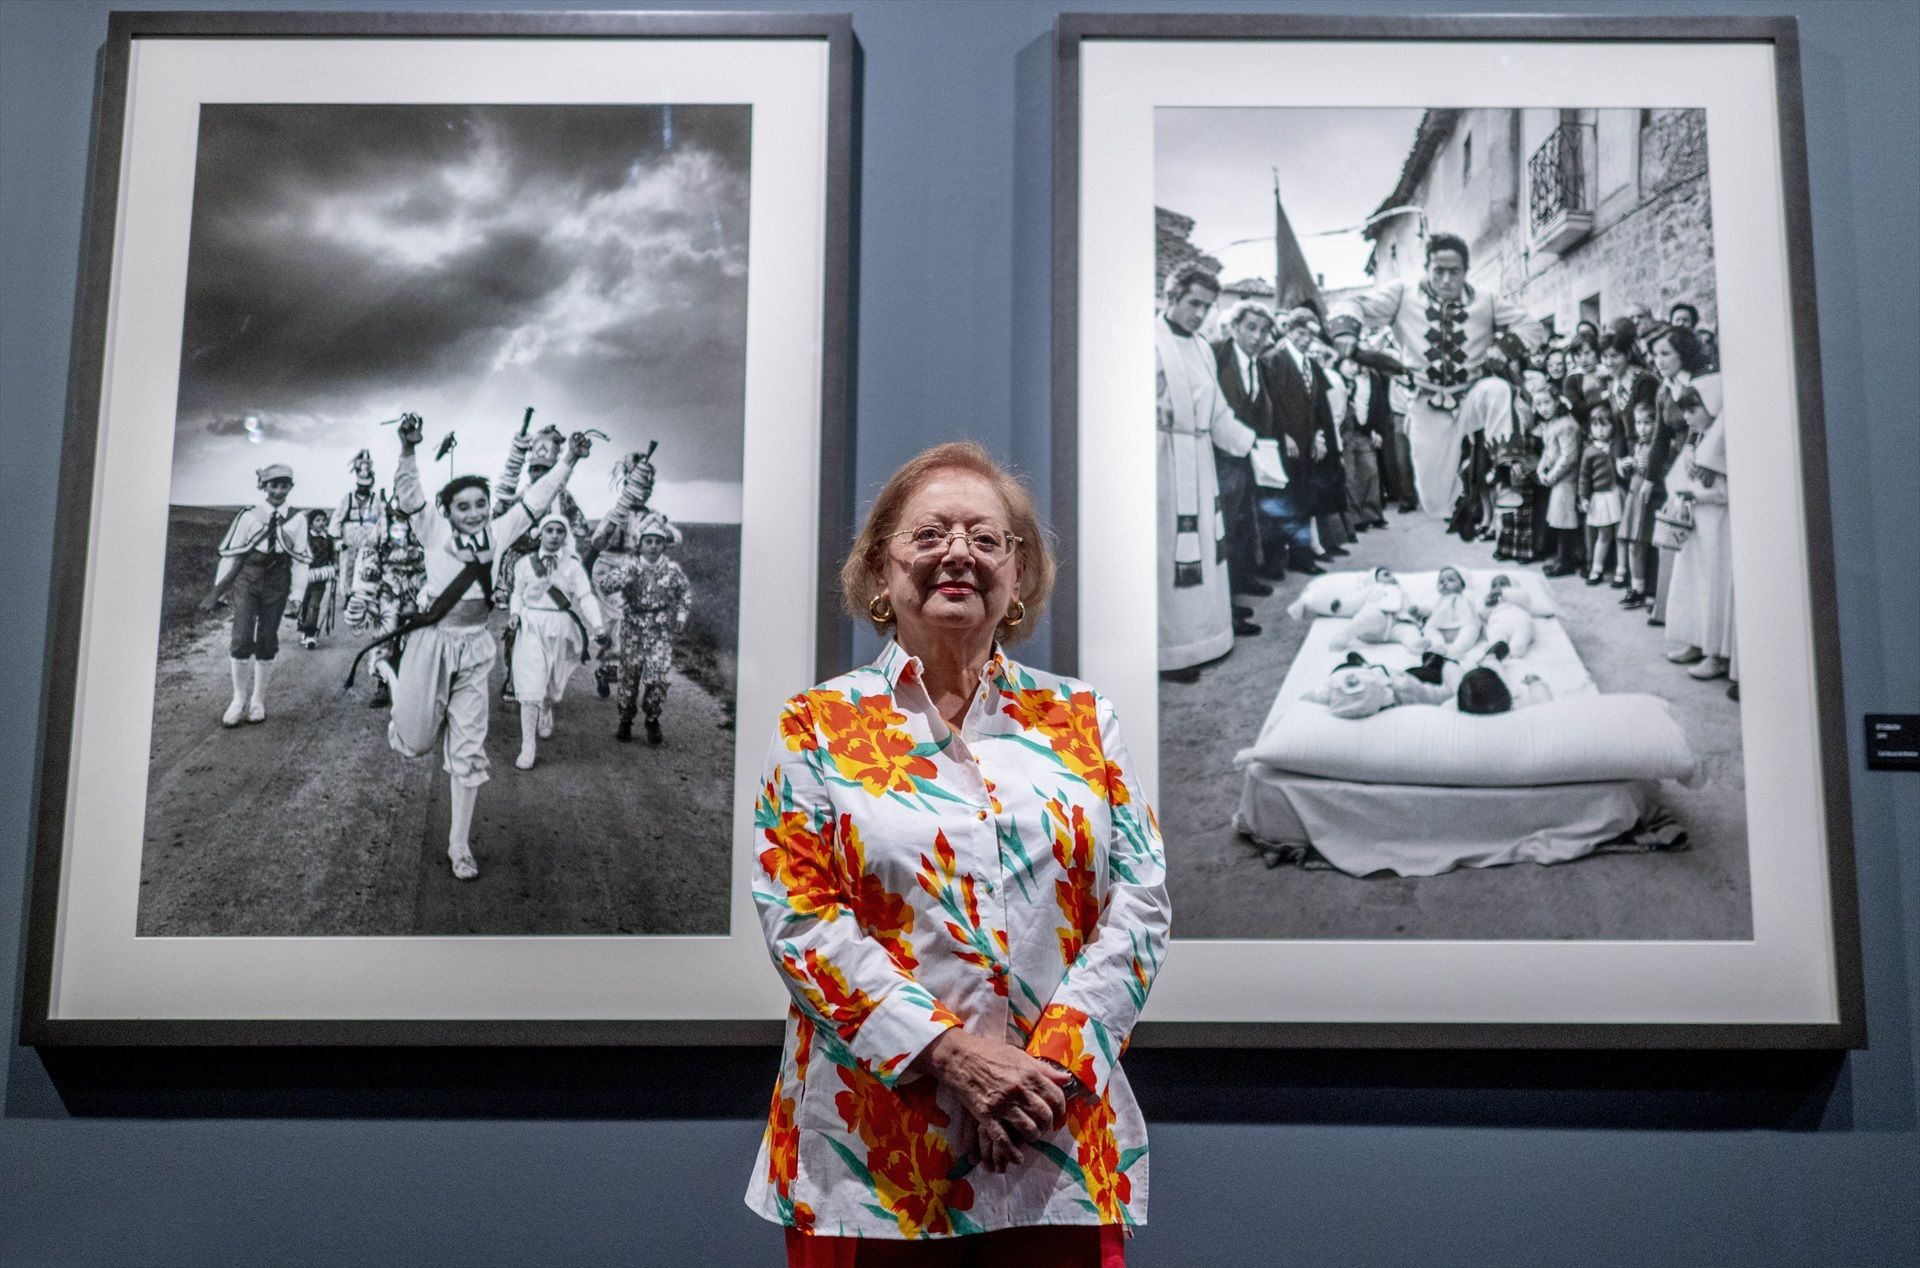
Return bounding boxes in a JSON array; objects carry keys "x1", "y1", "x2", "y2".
[{"x1": 3, "y1": 1, "x2": 1915, "y2": 1264}]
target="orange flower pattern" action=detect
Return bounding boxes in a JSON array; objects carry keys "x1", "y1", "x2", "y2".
[{"x1": 747, "y1": 643, "x2": 1168, "y2": 1241}]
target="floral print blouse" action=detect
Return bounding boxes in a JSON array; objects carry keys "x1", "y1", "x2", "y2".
[{"x1": 745, "y1": 642, "x2": 1171, "y2": 1241}]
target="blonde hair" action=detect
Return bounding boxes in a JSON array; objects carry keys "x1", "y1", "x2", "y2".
[{"x1": 840, "y1": 441, "x2": 1056, "y2": 644}]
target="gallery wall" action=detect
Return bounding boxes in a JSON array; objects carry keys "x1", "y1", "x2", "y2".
[{"x1": 2, "y1": 0, "x2": 1915, "y2": 1263}]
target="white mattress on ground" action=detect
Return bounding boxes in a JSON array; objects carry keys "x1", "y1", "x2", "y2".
[
  {"x1": 1233, "y1": 568, "x2": 1702, "y2": 875},
  {"x1": 1233, "y1": 767, "x2": 1657, "y2": 877}
]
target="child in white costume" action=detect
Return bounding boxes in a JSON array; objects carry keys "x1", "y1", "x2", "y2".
[
  {"x1": 1417, "y1": 566, "x2": 1483, "y2": 660},
  {"x1": 508, "y1": 514, "x2": 607, "y2": 770},
  {"x1": 1481, "y1": 574, "x2": 1540, "y2": 658},
  {"x1": 373, "y1": 415, "x2": 590, "y2": 881}
]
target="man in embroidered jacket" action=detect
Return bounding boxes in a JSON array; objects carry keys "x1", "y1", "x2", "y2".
[{"x1": 1349, "y1": 232, "x2": 1544, "y2": 515}]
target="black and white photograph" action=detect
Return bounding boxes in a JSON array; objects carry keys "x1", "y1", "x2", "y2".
[
  {"x1": 1151, "y1": 105, "x2": 1747, "y2": 941},
  {"x1": 139, "y1": 101, "x2": 750, "y2": 936}
]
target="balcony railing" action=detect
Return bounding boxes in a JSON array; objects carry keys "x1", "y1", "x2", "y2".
[{"x1": 1527, "y1": 124, "x2": 1592, "y2": 252}]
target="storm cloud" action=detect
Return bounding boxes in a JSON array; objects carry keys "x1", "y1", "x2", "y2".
[{"x1": 171, "y1": 103, "x2": 751, "y2": 516}]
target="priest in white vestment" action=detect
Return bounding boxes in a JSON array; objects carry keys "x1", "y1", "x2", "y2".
[
  {"x1": 1350, "y1": 233, "x2": 1544, "y2": 515},
  {"x1": 1155, "y1": 266, "x2": 1256, "y2": 676}
]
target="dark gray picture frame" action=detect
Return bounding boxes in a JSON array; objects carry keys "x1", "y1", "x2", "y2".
[
  {"x1": 1051, "y1": 12, "x2": 1865, "y2": 1050},
  {"x1": 21, "y1": 8, "x2": 855, "y2": 1048}
]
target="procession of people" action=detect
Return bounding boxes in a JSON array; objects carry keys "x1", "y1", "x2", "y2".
[
  {"x1": 202, "y1": 408, "x2": 699, "y2": 881},
  {"x1": 1156, "y1": 233, "x2": 1735, "y2": 698}
]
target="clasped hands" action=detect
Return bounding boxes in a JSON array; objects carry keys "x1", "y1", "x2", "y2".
[{"x1": 915, "y1": 1028, "x2": 1080, "y2": 1175}]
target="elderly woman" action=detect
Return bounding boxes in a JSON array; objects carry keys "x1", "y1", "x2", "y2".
[{"x1": 747, "y1": 442, "x2": 1169, "y2": 1266}]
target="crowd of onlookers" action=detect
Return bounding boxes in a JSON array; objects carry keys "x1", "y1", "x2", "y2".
[{"x1": 1194, "y1": 283, "x2": 1737, "y2": 701}]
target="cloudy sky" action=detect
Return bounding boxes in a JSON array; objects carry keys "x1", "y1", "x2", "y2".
[
  {"x1": 1155, "y1": 107, "x2": 1424, "y2": 293},
  {"x1": 171, "y1": 103, "x2": 751, "y2": 520}
]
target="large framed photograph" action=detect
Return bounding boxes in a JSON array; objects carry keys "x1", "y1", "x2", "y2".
[
  {"x1": 23, "y1": 10, "x2": 853, "y2": 1043},
  {"x1": 1054, "y1": 15, "x2": 1864, "y2": 1045}
]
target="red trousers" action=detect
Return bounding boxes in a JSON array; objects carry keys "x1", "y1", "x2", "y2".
[{"x1": 785, "y1": 1224, "x2": 1125, "y2": 1267}]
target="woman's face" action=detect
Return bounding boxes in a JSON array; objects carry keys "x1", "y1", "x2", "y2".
[
  {"x1": 1576, "y1": 345, "x2": 1598, "y2": 371},
  {"x1": 879, "y1": 469, "x2": 1020, "y2": 650},
  {"x1": 1438, "y1": 568, "x2": 1465, "y2": 595},
  {"x1": 448, "y1": 487, "x2": 490, "y2": 534},
  {"x1": 1545, "y1": 350, "x2": 1568, "y2": 379},
  {"x1": 539, "y1": 521, "x2": 568, "y2": 554},
  {"x1": 1601, "y1": 346, "x2": 1627, "y2": 375},
  {"x1": 1651, "y1": 336, "x2": 1681, "y2": 379}
]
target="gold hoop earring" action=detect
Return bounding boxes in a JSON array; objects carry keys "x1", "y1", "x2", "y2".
[
  {"x1": 1001, "y1": 599, "x2": 1026, "y2": 629},
  {"x1": 868, "y1": 593, "x2": 894, "y2": 623}
]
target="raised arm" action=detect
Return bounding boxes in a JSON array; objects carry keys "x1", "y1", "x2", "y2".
[{"x1": 1025, "y1": 692, "x2": 1170, "y2": 1100}]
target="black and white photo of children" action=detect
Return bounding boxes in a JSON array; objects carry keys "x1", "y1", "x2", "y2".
[{"x1": 139, "y1": 103, "x2": 752, "y2": 936}]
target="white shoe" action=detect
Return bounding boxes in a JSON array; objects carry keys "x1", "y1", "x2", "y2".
[
  {"x1": 246, "y1": 700, "x2": 266, "y2": 724},
  {"x1": 222, "y1": 696, "x2": 247, "y2": 727},
  {"x1": 515, "y1": 747, "x2": 536, "y2": 771},
  {"x1": 537, "y1": 706, "x2": 553, "y2": 739},
  {"x1": 448, "y1": 844, "x2": 479, "y2": 881},
  {"x1": 1666, "y1": 645, "x2": 1705, "y2": 665},
  {"x1": 1687, "y1": 655, "x2": 1729, "y2": 681}
]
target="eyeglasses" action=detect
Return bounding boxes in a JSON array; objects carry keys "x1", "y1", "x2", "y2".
[{"x1": 888, "y1": 524, "x2": 1023, "y2": 561}]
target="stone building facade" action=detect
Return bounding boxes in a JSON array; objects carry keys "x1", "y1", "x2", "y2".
[
  {"x1": 1362, "y1": 108, "x2": 1716, "y2": 338},
  {"x1": 1155, "y1": 206, "x2": 1224, "y2": 298}
]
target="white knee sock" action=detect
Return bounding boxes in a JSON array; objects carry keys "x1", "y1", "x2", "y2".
[
  {"x1": 248, "y1": 658, "x2": 273, "y2": 721},
  {"x1": 447, "y1": 780, "x2": 479, "y2": 878},
  {"x1": 516, "y1": 703, "x2": 539, "y2": 768},
  {"x1": 223, "y1": 658, "x2": 250, "y2": 726}
]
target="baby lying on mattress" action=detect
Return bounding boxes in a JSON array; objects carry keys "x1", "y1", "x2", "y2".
[
  {"x1": 1333, "y1": 567, "x2": 1540, "y2": 662},
  {"x1": 1305, "y1": 642, "x2": 1552, "y2": 720}
]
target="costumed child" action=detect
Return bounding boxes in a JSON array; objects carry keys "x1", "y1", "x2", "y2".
[
  {"x1": 1534, "y1": 383, "x2": 1584, "y2": 576},
  {"x1": 1480, "y1": 573, "x2": 1540, "y2": 658},
  {"x1": 1577, "y1": 405, "x2": 1626, "y2": 585},
  {"x1": 1331, "y1": 567, "x2": 1427, "y2": 653},
  {"x1": 330, "y1": 448, "x2": 384, "y2": 609},
  {"x1": 295, "y1": 508, "x2": 338, "y2": 650},
  {"x1": 1616, "y1": 399, "x2": 1660, "y2": 609},
  {"x1": 202, "y1": 462, "x2": 312, "y2": 726},
  {"x1": 361, "y1": 414, "x2": 591, "y2": 881},
  {"x1": 586, "y1": 448, "x2": 659, "y2": 699},
  {"x1": 492, "y1": 418, "x2": 592, "y2": 703},
  {"x1": 607, "y1": 511, "x2": 692, "y2": 745},
  {"x1": 1415, "y1": 565, "x2": 1482, "y2": 660},
  {"x1": 507, "y1": 514, "x2": 608, "y2": 770}
]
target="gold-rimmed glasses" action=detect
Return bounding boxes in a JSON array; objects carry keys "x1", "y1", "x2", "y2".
[{"x1": 887, "y1": 524, "x2": 1023, "y2": 562}]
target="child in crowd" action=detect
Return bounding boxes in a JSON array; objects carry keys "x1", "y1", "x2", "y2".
[
  {"x1": 1616, "y1": 399, "x2": 1660, "y2": 608},
  {"x1": 1534, "y1": 384, "x2": 1583, "y2": 576},
  {"x1": 295, "y1": 508, "x2": 337, "y2": 650},
  {"x1": 508, "y1": 514, "x2": 607, "y2": 771},
  {"x1": 1577, "y1": 405, "x2": 1625, "y2": 585},
  {"x1": 204, "y1": 462, "x2": 312, "y2": 726}
]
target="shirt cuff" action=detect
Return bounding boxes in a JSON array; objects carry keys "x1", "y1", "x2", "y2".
[
  {"x1": 1026, "y1": 1002, "x2": 1118, "y2": 1100},
  {"x1": 847, "y1": 982, "x2": 961, "y2": 1090}
]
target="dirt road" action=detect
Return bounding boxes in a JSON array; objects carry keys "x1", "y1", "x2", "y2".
[{"x1": 137, "y1": 609, "x2": 734, "y2": 936}]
